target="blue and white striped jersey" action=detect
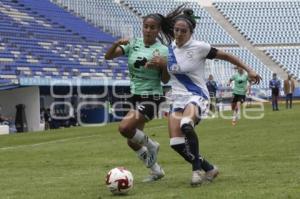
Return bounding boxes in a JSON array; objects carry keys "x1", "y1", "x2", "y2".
[{"x1": 167, "y1": 38, "x2": 213, "y2": 100}]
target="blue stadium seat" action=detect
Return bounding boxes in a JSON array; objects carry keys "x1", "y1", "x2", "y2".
[
  {"x1": 213, "y1": 0, "x2": 300, "y2": 45},
  {"x1": 122, "y1": 0, "x2": 237, "y2": 45},
  {"x1": 264, "y1": 48, "x2": 300, "y2": 80},
  {"x1": 0, "y1": 0, "x2": 129, "y2": 84}
]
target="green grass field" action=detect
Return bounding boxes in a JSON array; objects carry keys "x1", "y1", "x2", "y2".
[{"x1": 1, "y1": 104, "x2": 299, "y2": 199}]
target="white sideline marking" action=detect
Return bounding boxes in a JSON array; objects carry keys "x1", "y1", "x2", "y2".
[{"x1": 0, "y1": 125, "x2": 166, "y2": 151}]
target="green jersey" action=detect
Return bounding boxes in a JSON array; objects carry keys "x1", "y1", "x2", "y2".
[
  {"x1": 121, "y1": 38, "x2": 168, "y2": 95},
  {"x1": 231, "y1": 73, "x2": 249, "y2": 95}
]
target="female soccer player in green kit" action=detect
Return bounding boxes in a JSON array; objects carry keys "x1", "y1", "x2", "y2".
[
  {"x1": 105, "y1": 11, "x2": 179, "y2": 182},
  {"x1": 228, "y1": 67, "x2": 251, "y2": 126}
]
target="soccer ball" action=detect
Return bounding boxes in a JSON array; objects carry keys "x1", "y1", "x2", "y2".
[{"x1": 105, "y1": 167, "x2": 134, "y2": 195}]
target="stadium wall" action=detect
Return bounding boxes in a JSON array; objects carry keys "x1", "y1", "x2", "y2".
[{"x1": 0, "y1": 87, "x2": 41, "y2": 132}]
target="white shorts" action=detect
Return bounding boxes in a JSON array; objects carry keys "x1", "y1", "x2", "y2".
[{"x1": 169, "y1": 94, "x2": 209, "y2": 121}]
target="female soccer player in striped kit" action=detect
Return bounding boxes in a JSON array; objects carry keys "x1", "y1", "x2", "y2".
[{"x1": 147, "y1": 5, "x2": 262, "y2": 185}]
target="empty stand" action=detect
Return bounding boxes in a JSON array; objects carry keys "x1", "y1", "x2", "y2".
[
  {"x1": 213, "y1": 0, "x2": 300, "y2": 45},
  {"x1": 0, "y1": 0, "x2": 296, "y2": 94},
  {"x1": 0, "y1": 0, "x2": 129, "y2": 85},
  {"x1": 122, "y1": 0, "x2": 237, "y2": 45},
  {"x1": 53, "y1": 0, "x2": 142, "y2": 39},
  {"x1": 264, "y1": 48, "x2": 300, "y2": 80}
]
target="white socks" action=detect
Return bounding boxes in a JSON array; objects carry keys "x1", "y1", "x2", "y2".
[
  {"x1": 170, "y1": 137, "x2": 186, "y2": 146},
  {"x1": 233, "y1": 110, "x2": 240, "y2": 121},
  {"x1": 180, "y1": 117, "x2": 194, "y2": 128},
  {"x1": 150, "y1": 163, "x2": 160, "y2": 172},
  {"x1": 135, "y1": 146, "x2": 160, "y2": 171},
  {"x1": 130, "y1": 129, "x2": 156, "y2": 149},
  {"x1": 136, "y1": 146, "x2": 147, "y2": 161}
]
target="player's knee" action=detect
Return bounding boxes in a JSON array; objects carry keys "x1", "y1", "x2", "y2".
[
  {"x1": 180, "y1": 117, "x2": 194, "y2": 134},
  {"x1": 118, "y1": 124, "x2": 134, "y2": 138}
]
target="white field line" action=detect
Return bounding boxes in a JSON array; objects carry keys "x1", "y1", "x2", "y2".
[{"x1": 0, "y1": 125, "x2": 167, "y2": 151}]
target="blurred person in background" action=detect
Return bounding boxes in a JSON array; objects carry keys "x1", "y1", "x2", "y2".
[
  {"x1": 228, "y1": 67, "x2": 251, "y2": 126},
  {"x1": 283, "y1": 74, "x2": 295, "y2": 109},
  {"x1": 206, "y1": 74, "x2": 218, "y2": 114},
  {"x1": 269, "y1": 73, "x2": 281, "y2": 111}
]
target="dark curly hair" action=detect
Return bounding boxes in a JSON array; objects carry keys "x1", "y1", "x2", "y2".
[
  {"x1": 174, "y1": 8, "x2": 197, "y2": 32},
  {"x1": 143, "y1": 4, "x2": 188, "y2": 45}
]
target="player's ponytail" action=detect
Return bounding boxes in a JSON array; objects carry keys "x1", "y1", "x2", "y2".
[
  {"x1": 173, "y1": 7, "x2": 200, "y2": 33},
  {"x1": 162, "y1": 3, "x2": 200, "y2": 42},
  {"x1": 143, "y1": 4, "x2": 200, "y2": 45},
  {"x1": 143, "y1": 13, "x2": 173, "y2": 45}
]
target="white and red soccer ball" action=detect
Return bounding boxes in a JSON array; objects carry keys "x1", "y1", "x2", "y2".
[{"x1": 105, "y1": 167, "x2": 134, "y2": 195}]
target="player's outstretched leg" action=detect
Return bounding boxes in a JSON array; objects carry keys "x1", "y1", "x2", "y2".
[
  {"x1": 128, "y1": 141, "x2": 165, "y2": 182},
  {"x1": 130, "y1": 129, "x2": 160, "y2": 168},
  {"x1": 180, "y1": 117, "x2": 204, "y2": 185}
]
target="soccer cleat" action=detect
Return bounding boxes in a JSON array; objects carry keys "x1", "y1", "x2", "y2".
[
  {"x1": 145, "y1": 141, "x2": 160, "y2": 168},
  {"x1": 232, "y1": 113, "x2": 238, "y2": 126},
  {"x1": 142, "y1": 166, "x2": 165, "y2": 183},
  {"x1": 190, "y1": 170, "x2": 204, "y2": 186},
  {"x1": 232, "y1": 120, "x2": 237, "y2": 126},
  {"x1": 204, "y1": 166, "x2": 219, "y2": 182}
]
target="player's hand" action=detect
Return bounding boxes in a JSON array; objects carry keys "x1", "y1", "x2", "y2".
[
  {"x1": 248, "y1": 70, "x2": 262, "y2": 84},
  {"x1": 115, "y1": 38, "x2": 130, "y2": 46},
  {"x1": 144, "y1": 56, "x2": 166, "y2": 70}
]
